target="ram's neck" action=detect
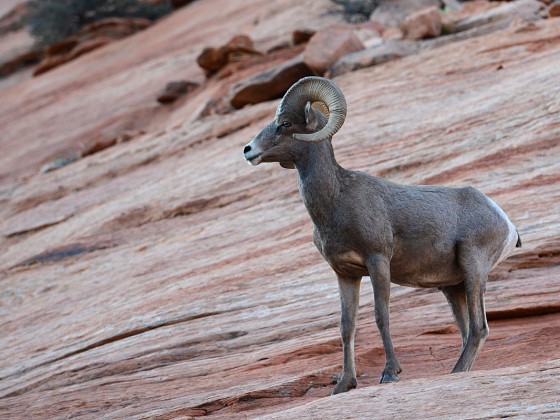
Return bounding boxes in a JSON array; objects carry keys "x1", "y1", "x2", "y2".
[{"x1": 295, "y1": 141, "x2": 342, "y2": 227}]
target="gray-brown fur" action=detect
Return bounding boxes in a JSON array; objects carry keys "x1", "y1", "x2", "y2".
[{"x1": 243, "y1": 76, "x2": 520, "y2": 395}]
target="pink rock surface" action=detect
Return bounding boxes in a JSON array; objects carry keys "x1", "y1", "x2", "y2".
[
  {"x1": 370, "y1": 0, "x2": 441, "y2": 27},
  {"x1": 262, "y1": 360, "x2": 560, "y2": 419},
  {"x1": 0, "y1": 1, "x2": 559, "y2": 418},
  {"x1": 451, "y1": 0, "x2": 545, "y2": 32},
  {"x1": 0, "y1": 0, "x2": 26, "y2": 22},
  {"x1": 303, "y1": 24, "x2": 364, "y2": 75},
  {"x1": 549, "y1": 2, "x2": 560, "y2": 17},
  {"x1": 196, "y1": 34, "x2": 261, "y2": 75},
  {"x1": 402, "y1": 6, "x2": 442, "y2": 39}
]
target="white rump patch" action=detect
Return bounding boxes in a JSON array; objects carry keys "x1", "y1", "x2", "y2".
[{"x1": 485, "y1": 196, "x2": 518, "y2": 270}]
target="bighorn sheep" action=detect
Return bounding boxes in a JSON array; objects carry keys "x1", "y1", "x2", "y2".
[{"x1": 243, "y1": 76, "x2": 521, "y2": 394}]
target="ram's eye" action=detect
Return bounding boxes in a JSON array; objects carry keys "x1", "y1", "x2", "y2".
[{"x1": 282, "y1": 121, "x2": 292, "y2": 128}]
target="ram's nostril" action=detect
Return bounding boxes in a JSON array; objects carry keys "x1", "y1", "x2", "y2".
[{"x1": 243, "y1": 145, "x2": 252, "y2": 154}]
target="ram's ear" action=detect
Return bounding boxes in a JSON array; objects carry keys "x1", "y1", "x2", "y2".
[
  {"x1": 279, "y1": 161, "x2": 295, "y2": 169},
  {"x1": 304, "y1": 101, "x2": 319, "y2": 131}
]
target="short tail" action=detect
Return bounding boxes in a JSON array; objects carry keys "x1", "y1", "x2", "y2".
[{"x1": 516, "y1": 230, "x2": 522, "y2": 248}]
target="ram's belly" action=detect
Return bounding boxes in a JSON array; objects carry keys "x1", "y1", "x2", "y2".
[
  {"x1": 325, "y1": 249, "x2": 463, "y2": 287},
  {"x1": 317, "y1": 228, "x2": 464, "y2": 286},
  {"x1": 389, "y1": 251, "x2": 463, "y2": 288},
  {"x1": 390, "y1": 266, "x2": 463, "y2": 288}
]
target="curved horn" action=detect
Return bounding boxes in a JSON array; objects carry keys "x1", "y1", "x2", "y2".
[{"x1": 276, "y1": 76, "x2": 347, "y2": 142}]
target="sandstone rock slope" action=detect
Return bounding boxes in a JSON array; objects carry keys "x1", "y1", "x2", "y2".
[{"x1": 0, "y1": 1, "x2": 559, "y2": 418}]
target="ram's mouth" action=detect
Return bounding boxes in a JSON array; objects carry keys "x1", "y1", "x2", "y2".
[{"x1": 245, "y1": 153, "x2": 262, "y2": 166}]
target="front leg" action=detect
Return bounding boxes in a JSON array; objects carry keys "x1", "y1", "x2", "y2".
[
  {"x1": 332, "y1": 275, "x2": 361, "y2": 395},
  {"x1": 367, "y1": 254, "x2": 402, "y2": 383}
]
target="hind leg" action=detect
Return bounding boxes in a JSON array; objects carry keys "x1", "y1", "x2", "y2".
[
  {"x1": 441, "y1": 282, "x2": 469, "y2": 350},
  {"x1": 451, "y1": 249, "x2": 490, "y2": 373}
]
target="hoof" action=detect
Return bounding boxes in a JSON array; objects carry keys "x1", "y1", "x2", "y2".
[
  {"x1": 380, "y1": 373, "x2": 400, "y2": 383},
  {"x1": 380, "y1": 363, "x2": 402, "y2": 383},
  {"x1": 331, "y1": 378, "x2": 357, "y2": 395}
]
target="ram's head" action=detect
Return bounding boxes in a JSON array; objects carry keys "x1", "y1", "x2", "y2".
[{"x1": 243, "y1": 76, "x2": 347, "y2": 169}]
